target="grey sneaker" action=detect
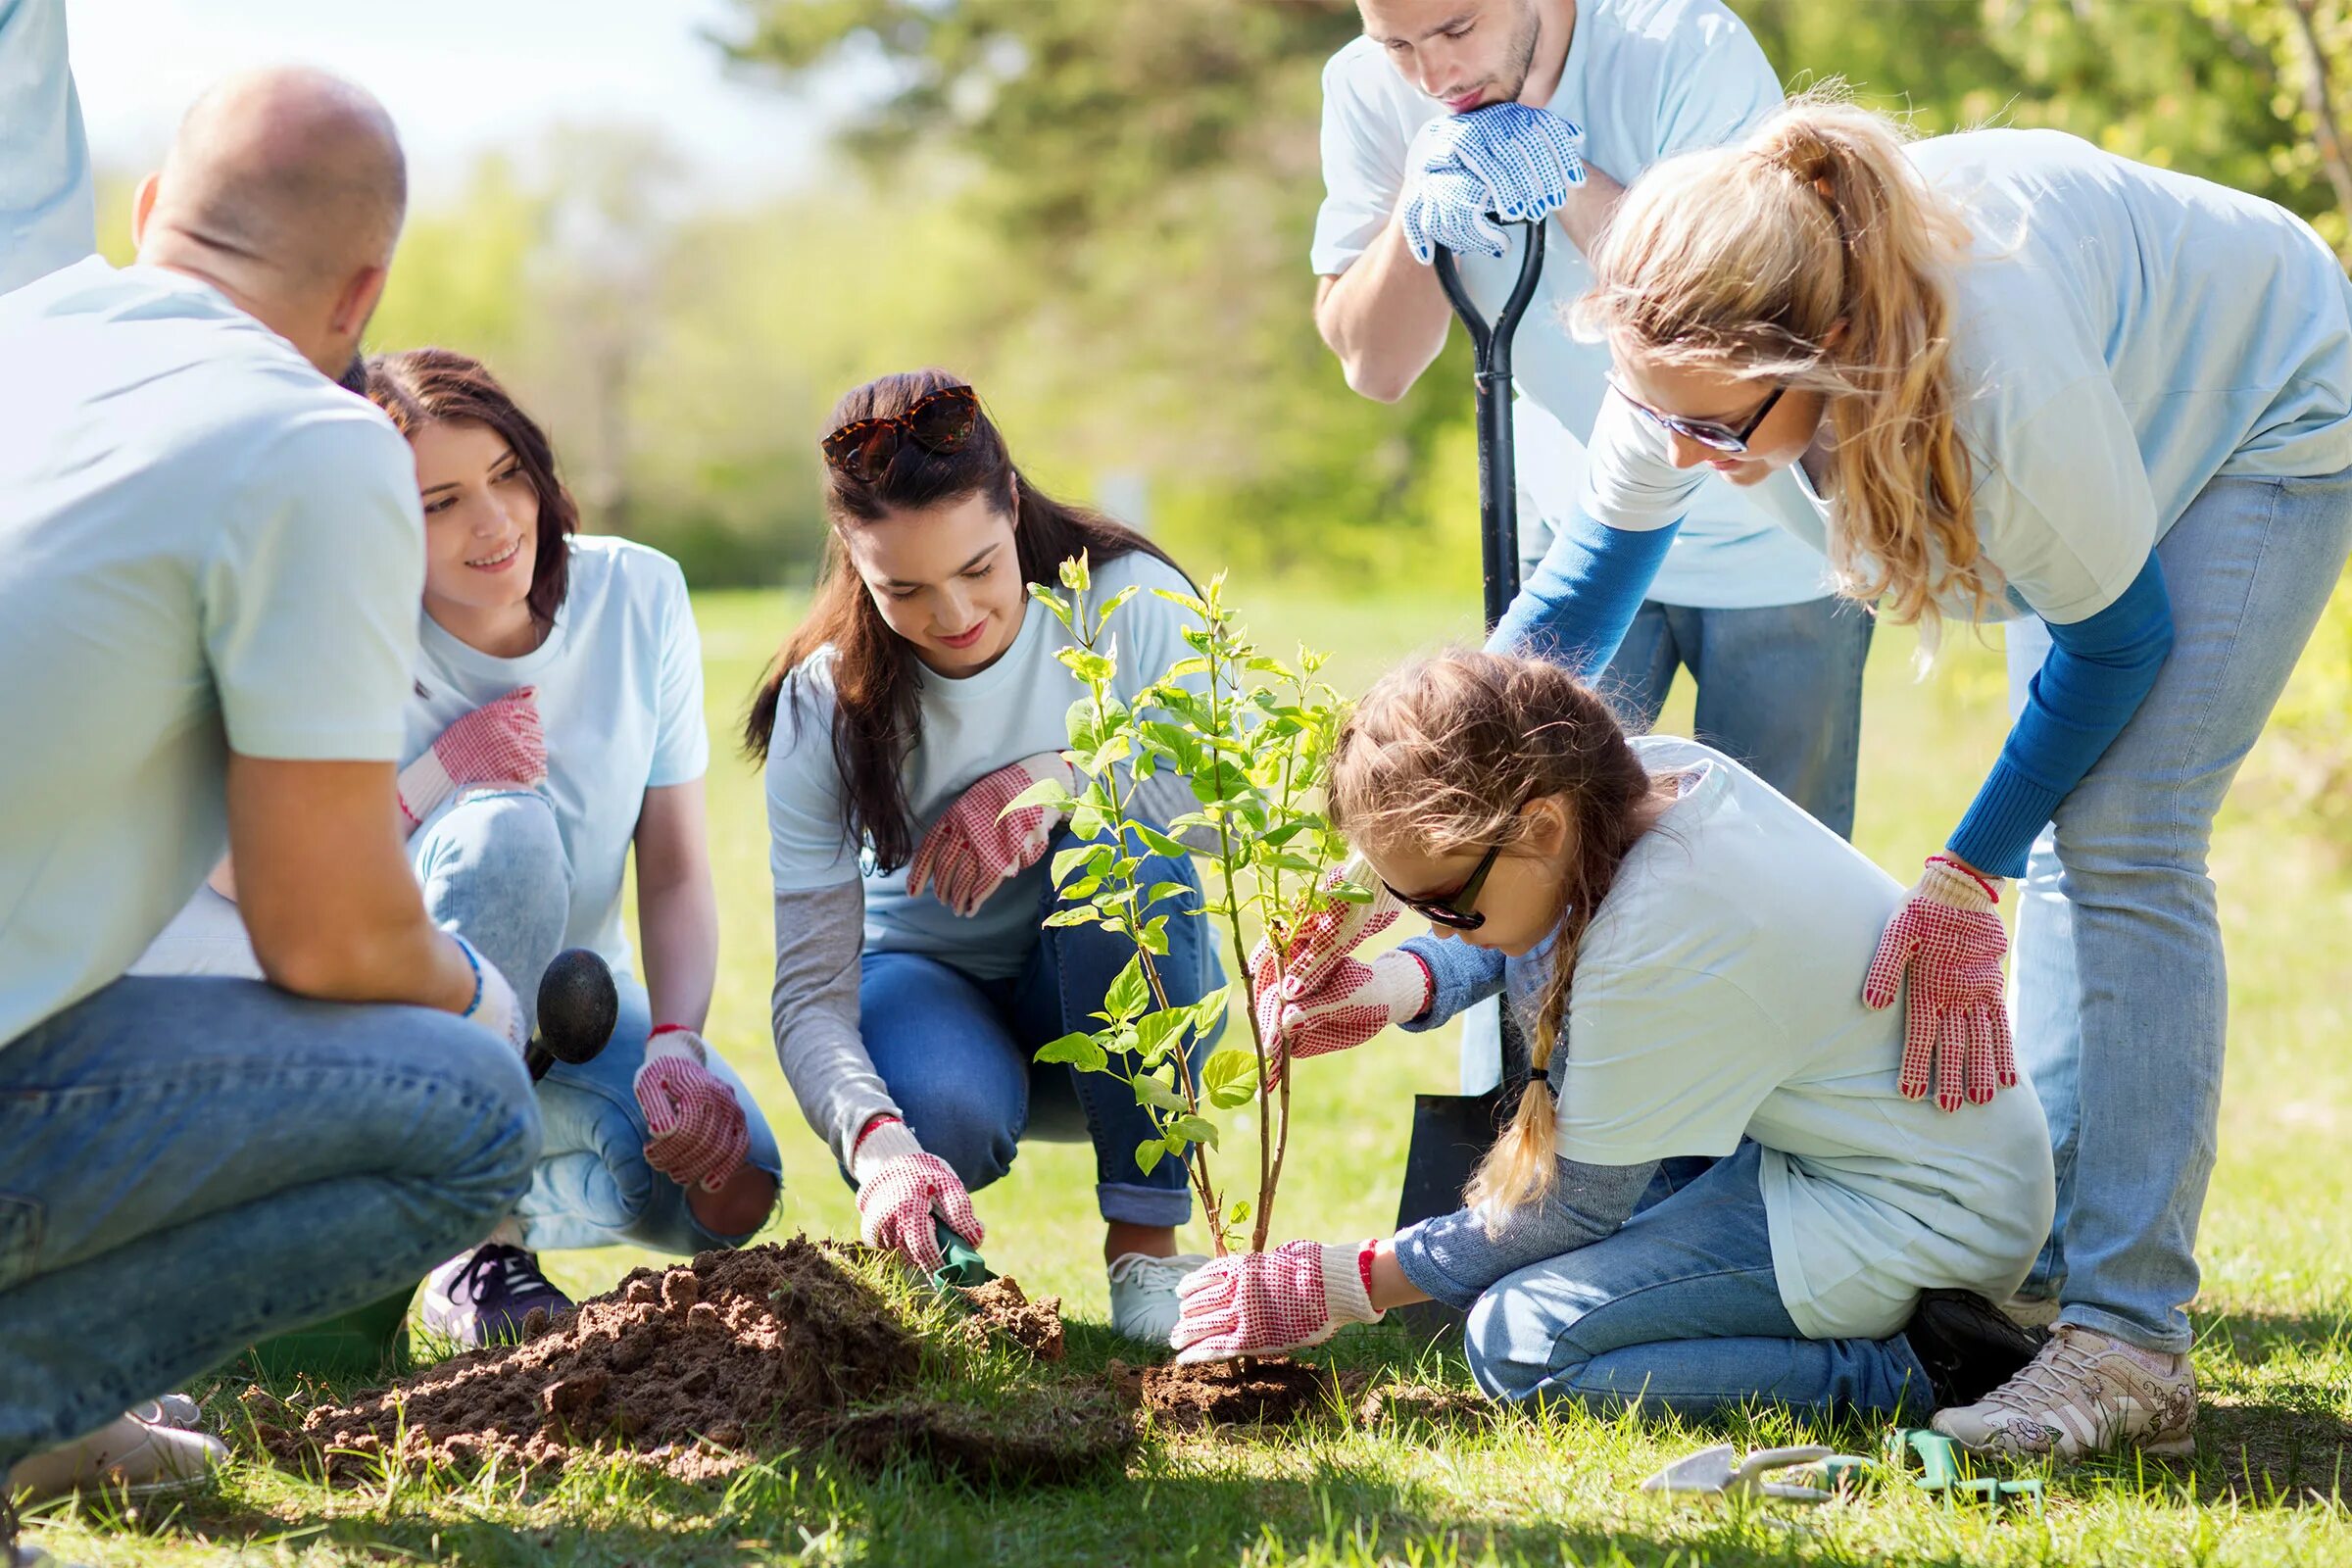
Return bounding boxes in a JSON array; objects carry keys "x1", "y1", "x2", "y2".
[
  {"x1": 1107, "y1": 1251, "x2": 1209, "y2": 1346},
  {"x1": 1932, "y1": 1323, "x2": 2196, "y2": 1459},
  {"x1": 5, "y1": 1412, "x2": 227, "y2": 1505},
  {"x1": 127, "y1": 1395, "x2": 200, "y2": 1431}
]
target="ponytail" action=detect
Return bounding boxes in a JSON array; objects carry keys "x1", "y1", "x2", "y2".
[{"x1": 1579, "y1": 88, "x2": 1991, "y2": 638}]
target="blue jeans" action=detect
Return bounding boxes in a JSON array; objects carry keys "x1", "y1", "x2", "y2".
[
  {"x1": 413, "y1": 791, "x2": 782, "y2": 1255},
  {"x1": 1460, "y1": 1145, "x2": 1936, "y2": 1421},
  {"x1": 0, "y1": 975, "x2": 541, "y2": 1469},
  {"x1": 2004, "y1": 468, "x2": 2352, "y2": 1352},
  {"x1": 856, "y1": 830, "x2": 1224, "y2": 1227}
]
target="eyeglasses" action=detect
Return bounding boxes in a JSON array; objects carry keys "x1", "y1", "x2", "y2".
[
  {"x1": 1611, "y1": 377, "x2": 1786, "y2": 456},
  {"x1": 820, "y1": 384, "x2": 982, "y2": 482},
  {"x1": 1384, "y1": 838, "x2": 1507, "y2": 933}
]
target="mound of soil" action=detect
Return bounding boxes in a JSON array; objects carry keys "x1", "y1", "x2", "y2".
[
  {"x1": 957, "y1": 1276, "x2": 1065, "y2": 1361},
  {"x1": 255, "y1": 1239, "x2": 1131, "y2": 1486},
  {"x1": 1352, "y1": 1382, "x2": 1492, "y2": 1433},
  {"x1": 1108, "y1": 1357, "x2": 1351, "y2": 1429}
]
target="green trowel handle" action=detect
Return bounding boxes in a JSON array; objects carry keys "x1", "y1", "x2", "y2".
[{"x1": 933, "y1": 1220, "x2": 994, "y2": 1289}]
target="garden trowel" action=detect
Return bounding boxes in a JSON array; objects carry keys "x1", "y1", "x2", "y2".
[{"x1": 1392, "y1": 218, "x2": 1545, "y2": 1344}]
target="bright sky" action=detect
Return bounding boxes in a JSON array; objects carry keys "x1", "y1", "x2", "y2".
[{"x1": 67, "y1": 0, "x2": 863, "y2": 200}]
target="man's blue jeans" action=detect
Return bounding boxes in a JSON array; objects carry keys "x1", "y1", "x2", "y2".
[
  {"x1": 0, "y1": 976, "x2": 542, "y2": 1469},
  {"x1": 412, "y1": 790, "x2": 783, "y2": 1254},
  {"x1": 1459, "y1": 1145, "x2": 1936, "y2": 1421},
  {"x1": 2004, "y1": 467, "x2": 2352, "y2": 1352},
  {"x1": 856, "y1": 829, "x2": 1224, "y2": 1227}
]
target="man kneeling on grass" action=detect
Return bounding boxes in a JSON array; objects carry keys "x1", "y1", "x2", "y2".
[{"x1": 1176, "y1": 651, "x2": 2060, "y2": 1429}]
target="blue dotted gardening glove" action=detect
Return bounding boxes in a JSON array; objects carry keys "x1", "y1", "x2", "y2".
[{"x1": 1398, "y1": 102, "x2": 1587, "y2": 264}]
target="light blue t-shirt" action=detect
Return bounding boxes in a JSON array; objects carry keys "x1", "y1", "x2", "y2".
[
  {"x1": 1535, "y1": 737, "x2": 2055, "y2": 1340},
  {"x1": 1582, "y1": 127, "x2": 2352, "y2": 626},
  {"x1": 0, "y1": 0, "x2": 94, "y2": 294},
  {"x1": 408, "y1": 536, "x2": 709, "y2": 977},
  {"x1": 0, "y1": 258, "x2": 423, "y2": 1047},
  {"x1": 1312, "y1": 0, "x2": 1832, "y2": 610},
  {"x1": 764, "y1": 550, "x2": 1201, "y2": 981}
]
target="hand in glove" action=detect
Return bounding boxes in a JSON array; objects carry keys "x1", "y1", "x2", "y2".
[
  {"x1": 1398, "y1": 102, "x2": 1587, "y2": 263},
  {"x1": 1864, "y1": 855, "x2": 2019, "y2": 1110},
  {"x1": 850, "y1": 1116, "x2": 983, "y2": 1273},
  {"x1": 451, "y1": 934, "x2": 526, "y2": 1056},
  {"x1": 634, "y1": 1026, "x2": 753, "y2": 1192},
  {"x1": 399, "y1": 687, "x2": 546, "y2": 831},
  {"x1": 1171, "y1": 1240, "x2": 1382, "y2": 1364},
  {"x1": 1249, "y1": 879, "x2": 1432, "y2": 1084},
  {"x1": 906, "y1": 753, "x2": 1077, "y2": 917}
]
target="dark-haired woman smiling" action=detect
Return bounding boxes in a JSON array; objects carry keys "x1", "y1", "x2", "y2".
[{"x1": 749, "y1": 369, "x2": 1220, "y2": 1344}]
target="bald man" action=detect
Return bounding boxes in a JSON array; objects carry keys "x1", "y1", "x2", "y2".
[{"x1": 0, "y1": 37, "x2": 540, "y2": 1532}]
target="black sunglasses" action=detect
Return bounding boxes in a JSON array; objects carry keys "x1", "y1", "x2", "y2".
[
  {"x1": 820, "y1": 384, "x2": 982, "y2": 482},
  {"x1": 1384, "y1": 838, "x2": 1507, "y2": 933},
  {"x1": 1611, "y1": 377, "x2": 1786, "y2": 456}
]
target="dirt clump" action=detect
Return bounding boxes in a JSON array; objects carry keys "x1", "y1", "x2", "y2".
[
  {"x1": 259, "y1": 1238, "x2": 1125, "y2": 1486},
  {"x1": 956, "y1": 1276, "x2": 1065, "y2": 1361},
  {"x1": 1110, "y1": 1357, "x2": 1350, "y2": 1430},
  {"x1": 1353, "y1": 1381, "x2": 1492, "y2": 1433}
]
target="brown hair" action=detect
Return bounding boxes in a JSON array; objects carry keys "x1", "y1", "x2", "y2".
[
  {"x1": 1329, "y1": 650, "x2": 1667, "y2": 1216},
  {"x1": 743, "y1": 368, "x2": 1188, "y2": 873},
  {"x1": 1577, "y1": 91, "x2": 1989, "y2": 637},
  {"x1": 364, "y1": 347, "x2": 576, "y2": 629}
]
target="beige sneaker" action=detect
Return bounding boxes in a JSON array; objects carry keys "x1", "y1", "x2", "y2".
[
  {"x1": 5, "y1": 1412, "x2": 226, "y2": 1505},
  {"x1": 1933, "y1": 1323, "x2": 2195, "y2": 1460},
  {"x1": 2000, "y1": 1294, "x2": 2061, "y2": 1331},
  {"x1": 1107, "y1": 1251, "x2": 1210, "y2": 1346}
]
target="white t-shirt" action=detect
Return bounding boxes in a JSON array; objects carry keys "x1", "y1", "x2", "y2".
[
  {"x1": 1312, "y1": 0, "x2": 1832, "y2": 610},
  {"x1": 764, "y1": 549, "x2": 1201, "y2": 981},
  {"x1": 0, "y1": 0, "x2": 93, "y2": 295},
  {"x1": 1533, "y1": 737, "x2": 2055, "y2": 1340},
  {"x1": 408, "y1": 536, "x2": 710, "y2": 976},
  {"x1": 1582, "y1": 128, "x2": 2352, "y2": 626},
  {"x1": 0, "y1": 258, "x2": 422, "y2": 1046}
]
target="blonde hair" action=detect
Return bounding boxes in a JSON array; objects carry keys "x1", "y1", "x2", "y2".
[
  {"x1": 1577, "y1": 91, "x2": 1992, "y2": 635},
  {"x1": 1329, "y1": 651, "x2": 1667, "y2": 1217}
]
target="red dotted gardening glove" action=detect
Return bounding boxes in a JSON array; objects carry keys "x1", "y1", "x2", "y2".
[
  {"x1": 849, "y1": 1116, "x2": 983, "y2": 1273},
  {"x1": 1864, "y1": 855, "x2": 2019, "y2": 1110},
  {"x1": 398, "y1": 687, "x2": 547, "y2": 831},
  {"x1": 1249, "y1": 879, "x2": 1433, "y2": 1086},
  {"x1": 905, "y1": 753, "x2": 1077, "y2": 918},
  {"x1": 1171, "y1": 1240, "x2": 1382, "y2": 1365},
  {"x1": 633, "y1": 1026, "x2": 752, "y2": 1192}
]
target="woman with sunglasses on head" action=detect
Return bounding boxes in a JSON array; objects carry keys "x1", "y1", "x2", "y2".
[
  {"x1": 748, "y1": 369, "x2": 1224, "y2": 1344},
  {"x1": 1456, "y1": 95, "x2": 2352, "y2": 1458},
  {"x1": 1174, "y1": 650, "x2": 2059, "y2": 1430},
  {"x1": 134, "y1": 349, "x2": 783, "y2": 1346}
]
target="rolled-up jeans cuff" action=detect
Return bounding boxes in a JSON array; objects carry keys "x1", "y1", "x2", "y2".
[
  {"x1": 2058, "y1": 1302, "x2": 2191, "y2": 1357},
  {"x1": 1392, "y1": 1224, "x2": 1484, "y2": 1312},
  {"x1": 1099, "y1": 1180, "x2": 1191, "y2": 1227}
]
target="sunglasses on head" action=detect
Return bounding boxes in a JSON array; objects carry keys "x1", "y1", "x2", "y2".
[
  {"x1": 1384, "y1": 837, "x2": 1507, "y2": 932},
  {"x1": 1611, "y1": 377, "x2": 1786, "y2": 456},
  {"x1": 820, "y1": 384, "x2": 982, "y2": 483}
]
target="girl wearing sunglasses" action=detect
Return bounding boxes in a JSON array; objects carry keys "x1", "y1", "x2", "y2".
[
  {"x1": 1486, "y1": 96, "x2": 2352, "y2": 1458},
  {"x1": 747, "y1": 368, "x2": 1223, "y2": 1343},
  {"x1": 1178, "y1": 650, "x2": 2058, "y2": 1432}
]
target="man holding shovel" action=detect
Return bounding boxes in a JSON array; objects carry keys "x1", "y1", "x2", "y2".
[
  {"x1": 1311, "y1": 0, "x2": 1872, "y2": 1094},
  {"x1": 0, "y1": 14, "x2": 542, "y2": 1543}
]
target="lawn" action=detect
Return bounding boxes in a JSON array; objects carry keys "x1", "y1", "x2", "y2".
[{"x1": 32, "y1": 585, "x2": 2352, "y2": 1567}]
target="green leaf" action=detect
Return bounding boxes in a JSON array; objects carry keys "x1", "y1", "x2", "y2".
[
  {"x1": 1200, "y1": 1047, "x2": 1259, "y2": 1110},
  {"x1": 1066, "y1": 650, "x2": 1116, "y2": 685},
  {"x1": 1042, "y1": 906, "x2": 1102, "y2": 929},
  {"x1": 1060, "y1": 554, "x2": 1092, "y2": 593},
  {"x1": 1034, "y1": 1032, "x2": 1108, "y2": 1072},
  {"x1": 1188, "y1": 985, "x2": 1232, "y2": 1041},
  {"x1": 1225, "y1": 1199, "x2": 1252, "y2": 1228},
  {"x1": 999, "y1": 776, "x2": 1073, "y2": 820},
  {"x1": 1133, "y1": 1073, "x2": 1189, "y2": 1113},
  {"x1": 1144, "y1": 880, "x2": 1195, "y2": 909},
  {"x1": 1163, "y1": 656, "x2": 1210, "y2": 679},
  {"x1": 1052, "y1": 842, "x2": 1110, "y2": 887},
  {"x1": 1134, "y1": 1138, "x2": 1164, "y2": 1176},
  {"x1": 1170, "y1": 1115, "x2": 1219, "y2": 1149},
  {"x1": 1152, "y1": 587, "x2": 1210, "y2": 617},
  {"x1": 1102, "y1": 954, "x2": 1151, "y2": 1023},
  {"x1": 1137, "y1": 915, "x2": 1170, "y2": 956},
  {"x1": 1065, "y1": 698, "x2": 1099, "y2": 755},
  {"x1": 1135, "y1": 1008, "x2": 1191, "y2": 1064},
  {"x1": 1098, "y1": 584, "x2": 1140, "y2": 620},
  {"x1": 1129, "y1": 823, "x2": 1190, "y2": 859}
]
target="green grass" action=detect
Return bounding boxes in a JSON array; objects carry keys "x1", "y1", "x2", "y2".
[{"x1": 31, "y1": 589, "x2": 2352, "y2": 1567}]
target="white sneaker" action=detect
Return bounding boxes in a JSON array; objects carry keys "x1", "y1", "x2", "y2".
[
  {"x1": 127, "y1": 1395, "x2": 200, "y2": 1431},
  {"x1": 1932, "y1": 1323, "x2": 2196, "y2": 1460},
  {"x1": 1107, "y1": 1251, "x2": 1209, "y2": 1346},
  {"x1": 6, "y1": 1412, "x2": 227, "y2": 1505}
]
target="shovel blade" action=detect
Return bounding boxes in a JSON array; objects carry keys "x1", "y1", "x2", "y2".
[
  {"x1": 1642, "y1": 1444, "x2": 1740, "y2": 1494},
  {"x1": 1389, "y1": 1086, "x2": 1510, "y2": 1344}
]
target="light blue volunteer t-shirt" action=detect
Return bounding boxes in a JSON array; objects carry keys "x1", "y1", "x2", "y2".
[
  {"x1": 1312, "y1": 0, "x2": 1831, "y2": 610},
  {"x1": 408, "y1": 536, "x2": 710, "y2": 978},
  {"x1": 764, "y1": 550, "x2": 1202, "y2": 981},
  {"x1": 1581, "y1": 127, "x2": 2352, "y2": 626},
  {"x1": 1532, "y1": 736, "x2": 2055, "y2": 1340},
  {"x1": 0, "y1": 0, "x2": 94, "y2": 295},
  {"x1": 0, "y1": 258, "x2": 423, "y2": 1047}
]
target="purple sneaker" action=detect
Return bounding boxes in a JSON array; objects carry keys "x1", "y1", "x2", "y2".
[{"x1": 420, "y1": 1244, "x2": 573, "y2": 1348}]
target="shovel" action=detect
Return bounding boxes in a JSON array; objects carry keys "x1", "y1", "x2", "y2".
[
  {"x1": 1642, "y1": 1443, "x2": 1871, "y2": 1504},
  {"x1": 1391, "y1": 219, "x2": 1546, "y2": 1344}
]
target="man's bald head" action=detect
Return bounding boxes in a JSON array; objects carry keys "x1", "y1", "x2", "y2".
[{"x1": 134, "y1": 69, "x2": 406, "y2": 374}]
